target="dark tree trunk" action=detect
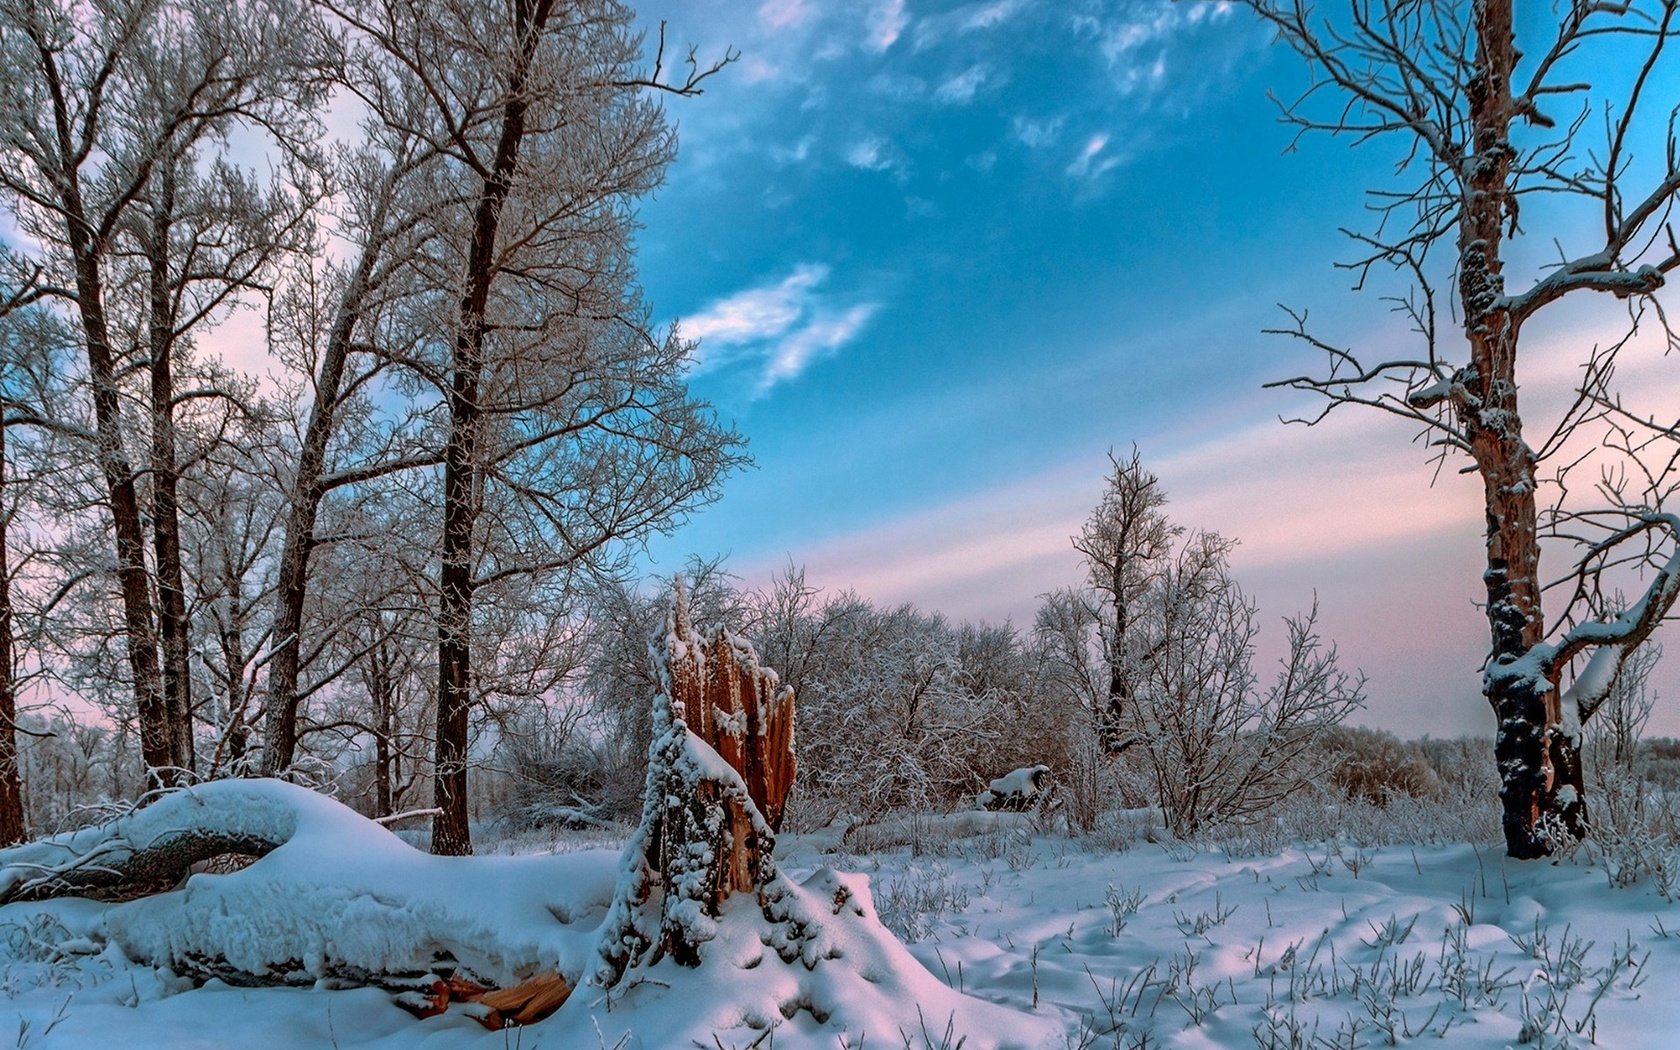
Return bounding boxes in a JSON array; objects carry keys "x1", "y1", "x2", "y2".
[
  {"x1": 146, "y1": 153, "x2": 196, "y2": 780},
  {"x1": 260, "y1": 222, "x2": 386, "y2": 777},
  {"x1": 0, "y1": 409, "x2": 24, "y2": 844},
  {"x1": 1460, "y1": 0, "x2": 1585, "y2": 859},
  {"x1": 60, "y1": 192, "x2": 170, "y2": 789},
  {"x1": 372, "y1": 640, "x2": 395, "y2": 818},
  {"x1": 1100, "y1": 571, "x2": 1132, "y2": 755},
  {"x1": 431, "y1": 0, "x2": 555, "y2": 858},
  {"x1": 213, "y1": 562, "x2": 253, "y2": 776}
]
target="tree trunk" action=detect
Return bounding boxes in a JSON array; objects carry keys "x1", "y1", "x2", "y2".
[
  {"x1": 59, "y1": 190, "x2": 170, "y2": 789},
  {"x1": 213, "y1": 567, "x2": 253, "y2": 777},
  {"x1": 0, "y1": 408, "x2": 24, "y2": 844},
  {"x1": 260, "y1": 222, "x2": 386, "y2": 777},
  {"x1": 147, "y1": 152, "x2": 196, "y2": 781},
  {"x1": 1461, "y1": 0, "x2": 1584, "y2": 859},
  {"x1": 431, "y1": 0, "x2": 556, "y2": 857},
  {"x1": 373, "y1": 640, "x2": 395, "y2": 818}
]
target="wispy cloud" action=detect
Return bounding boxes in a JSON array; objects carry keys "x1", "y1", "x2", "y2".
[
  {"x1": 1011, "y1": 113, "x2": 1065, "y2": 149},
  {"x1": 1065, "y1": 132, "x2": 1121, "y2": 181},
  {"x1": 757, "y1": 303, "x2": 880, "y2": 395},
  {"x1": 1072, "y1": 3, "x2": 1233, "y2": 99},
  {"x1": 866, "y1": 0, "x2": 909, "y2": 52},
  {"x1": 867, "y1": 71, "x2": 929, "y2": 101},
  {"x1": 681, "y1": 265, "x2": 880, "y2": 396},
  {"x1": 684, "y1": 265, "x2": 826, "y2": 352},
  {"x1": 768, "y1": 134, "x2": 816, "y2": 166},
  {"x1": 963, "y1": 0, "x2": 1028, "y2": 30},
  {"x1": 934, "y1": 64, "x2": 991, "y2": 105},
  {"x1": 845, "y1": 135, "x2": 903, "y2": 173},
  {"x1": 757, "y1": 0, "x2": 815, "y2": 31},
  {"x1": 914, "y1": 0, "x2": 1030, "y2": 49}
]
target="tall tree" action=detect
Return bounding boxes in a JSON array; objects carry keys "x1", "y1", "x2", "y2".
[
  {"x1": 0, "y1": 0, "x2": 331, "y2": 787},
  {"x1": 0, "y1": 260, "x2": 44, "y2": 843},
  {"x1": 322, "y1": 0, "x2": 741, "y2": 853},
  {"x1": 1242, "y1": 0, "x2": 1680, "y2": 856},
  {"x1": 1070, "y1": 447, "x2": 1179, "y2": 754}
]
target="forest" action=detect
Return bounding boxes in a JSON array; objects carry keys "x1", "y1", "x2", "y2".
[{"x1": 1, "y1": 0, "x2": 1679, "y2": 1047}]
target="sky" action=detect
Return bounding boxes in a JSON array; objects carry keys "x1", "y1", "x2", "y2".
[{"x1": 625, "y1": 0, "x2": 1680, "y2": 738}]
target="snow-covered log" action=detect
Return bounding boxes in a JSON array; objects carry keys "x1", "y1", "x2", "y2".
[
  {"x1": 0, "y1": 779, "x2": 617, "y2": 1001},
  {"x1": 977, "y1": 764, "x2": 1051, "y2": 812},
  {"x1": 0, "y1": 785, "x2": 289, "y2": 904}
]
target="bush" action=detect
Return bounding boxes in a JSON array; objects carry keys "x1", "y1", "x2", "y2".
[{"x1": 1318, "y1": 726, "x2": 1444, "y2": 804}]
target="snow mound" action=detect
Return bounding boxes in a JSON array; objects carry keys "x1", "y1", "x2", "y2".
[
  {"x1": 587, "y1": 865, "x2": 1058, "y2": 1049},
  {"x1": 0, "y1": 780, "x2": 617, "y2": 988},
  {"x1": 0, "y1": 781, "x2": 1055, "y2": 1048},
  {"x1": 978, "y1": 765, "x2": 1051, "y2": 810}
]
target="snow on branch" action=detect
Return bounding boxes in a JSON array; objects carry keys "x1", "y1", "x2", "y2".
[{"x1": 1541, "y1": 511, "x2": 1680, "y2": 721}]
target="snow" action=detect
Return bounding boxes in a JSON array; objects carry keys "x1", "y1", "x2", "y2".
[
  {"x1": 977, "y1": 765, "x2": 1050, "y2": 810},
  {"x1": 4, "y1": 794, "x2": 1680, "y2": 1047}
]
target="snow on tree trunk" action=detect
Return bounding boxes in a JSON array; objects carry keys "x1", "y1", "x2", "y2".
[{"x1": 593, "y1": 578, "x2": 796, "y2": 976}]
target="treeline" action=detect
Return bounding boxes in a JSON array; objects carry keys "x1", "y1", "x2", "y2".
[{"x1": 0, "y1": 0, "x2": 741, "y2": 853}]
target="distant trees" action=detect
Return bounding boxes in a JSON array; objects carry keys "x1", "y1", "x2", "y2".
[
  {"x1": 1041, "y1": 453, "x2": 1363, "y2": 837},
  {"x1": 1241, "y1": 0, "x2": 1680, "y2": 856}
]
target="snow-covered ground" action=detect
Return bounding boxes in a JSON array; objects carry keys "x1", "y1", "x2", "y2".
[{"x1": 1, "y1": 807, "x2": 1678, "y2": 1049}]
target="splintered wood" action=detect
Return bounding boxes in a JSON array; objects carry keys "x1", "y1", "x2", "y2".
[
  {"x1": 593, "y1": 579, "x2": 801, "y2": 979},
  {"x1": 396, "y1": 970, "x2": 572, "y2": 1030},
  {"x1": 666, "y1": 590, "x2": 796, "y2": 834}
]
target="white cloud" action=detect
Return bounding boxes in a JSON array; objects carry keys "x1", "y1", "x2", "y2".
[
  {"x1": 867, "y1": 71, "x2": 929, "y2": 101},
  {"x1": 757, "y1": 304, "x2": 880, "y2": 395},
  {"x1": 845, "y1": 135, "x2": 899, "y2": 172},
  {"x1": 914, "y1": 0, "x2": 1029, "y2": 49},
  {"x1": 866, "y1": 0, "x2": 909, "y2": 52},
  {"x1": 1065, "y1": 132, "x2": 1121, "y2": 181},
  {"x1": 934, "y1": 64, "x2": 990, "y2": 105},
  {"x1": 1011, "y1": 113, "x2": 1065, "y2": 150},
  {"x1": 769, "y1": 134, "x2": 816, "y2": 166},
  {"x1": 757, "y1": 0, "x2": 815, "y2": 31},
  {"x1": 680, "y1": 265, "x2": 880, "y2": 395},
  {"x1": 683, "y1": 264, "x2": 828, "y2": 357},
  {"x1": 962, "y1": 0, "x2": 1027, "y2": 31}
]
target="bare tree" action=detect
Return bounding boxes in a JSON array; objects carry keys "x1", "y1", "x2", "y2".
[
  {"x1": 1070, "y1": 447, "x2": 1181, "y2": 754},
  {"x1": 1051, "y1": 459, "x2": 1363, "y2": 837},
  {"x1": 0, "y1": 0, "x2": 332, "y2": 787},
  {"x1": 1241, "y1": 0, "x2": 1680, "y2": 855},
  {"x1": 1124, "y1": 535, "x2": 1363, "y2": 838},
  {"x1": 315, "y1": 0, "x2": 740, "y2": 854},
  {"x1": 1587, "y1": 637, "x2": 1661, "y2": 776}
]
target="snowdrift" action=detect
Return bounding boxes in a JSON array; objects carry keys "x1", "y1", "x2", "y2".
[{"x1": 0, "y1": 781, "x2": 1053, "y2": 1048}]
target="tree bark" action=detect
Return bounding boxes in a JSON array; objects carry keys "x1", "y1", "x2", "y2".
[
  {"x1": 0, "y1": 407, "x2": 24, "y2": 844},
  {"x1": 1459, "y1": 0, "x2": 1584, "y2": 858},
  {"x1": 372, "y1": 639, "x2": 396, "y2": 818},
  {"x1": 431, "y1": 0, "x2": 556, "y2": 857},
  {"x1": 146, "y1": 150, "x2": 197, "y2": 781},
  {"x1": 60, "y1": 189, "x2": 170, "y2": 789},
  {"x1": 593, "y1": 581, "x2": 796, "y2": 982}
]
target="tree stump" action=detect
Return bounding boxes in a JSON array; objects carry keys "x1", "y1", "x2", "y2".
[{"x1": 594, "y1": 578, "x2": 797, "y2": 979}]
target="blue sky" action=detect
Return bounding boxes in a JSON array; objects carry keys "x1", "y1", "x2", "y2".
[
  {"x1": 627, "y1": 0, "x2": 1680, "y2": 737},
  {"x1": 636, "y1": 0, "x2": 1333, "y2": 542}
]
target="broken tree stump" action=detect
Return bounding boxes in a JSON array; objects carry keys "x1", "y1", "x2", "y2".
[{"x1": 593, "y1": 578, "x2": 798, "y2": 980}]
